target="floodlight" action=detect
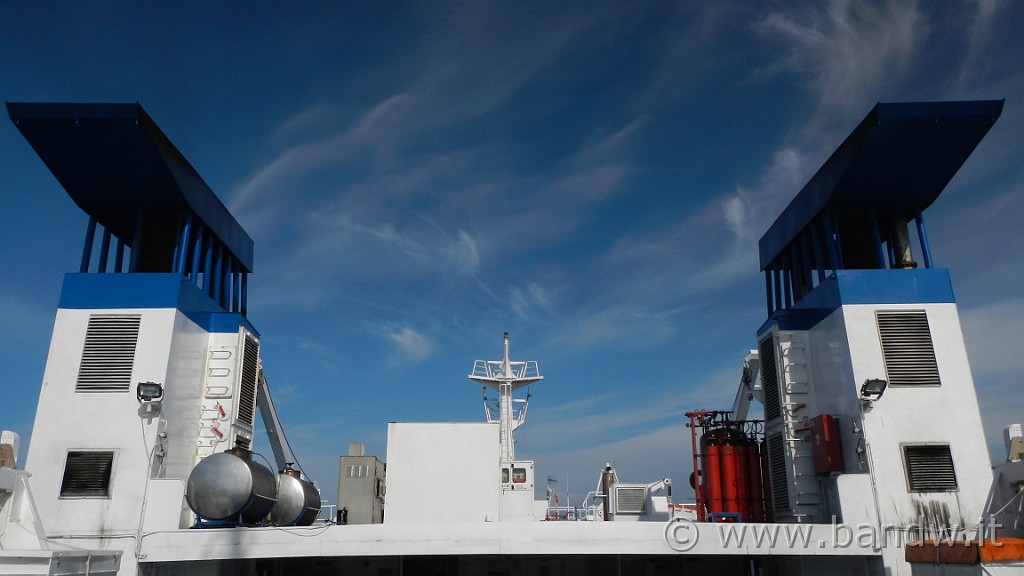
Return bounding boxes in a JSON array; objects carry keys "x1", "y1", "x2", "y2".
[
  {"x1": 137, "y1": 381, "x2": 164, "y2": 403},
  {"x1": 860, "y1": 379, "x2": 887, "y2": 401}
]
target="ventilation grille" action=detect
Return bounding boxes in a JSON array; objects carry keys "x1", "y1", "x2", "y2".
[
  {"x1": 615, "y1": 486, "x2": 647, "y2": 514},
  {"x1": 904, "y1": 445, "x2": 957, "y2": 492},
  {"x1": 60, "y1": 451, "x2": 114, "y2": 497},
  {"x1": 76, "y1": 315, "x2": 141, "y2": 392},
  {"x1": 238, "y1": 333, "x2": 259, "y2": 426},
  {"x1": 767, "y1": 432, "x2": 789, "y2": 512},
  {"x1": 877, "y1": 311, "x2": 940, "y2": 386},
  {"x1": 760, "y1": 336, "x2": 781, "y2": 420},
  {"x1": 233, "y1": 332, "x2": 260, "y2": 450}
]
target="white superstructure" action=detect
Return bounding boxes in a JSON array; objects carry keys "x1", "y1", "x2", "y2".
[{"x1": 2, "y1": 100, "x2": 1021, "y2": 576}]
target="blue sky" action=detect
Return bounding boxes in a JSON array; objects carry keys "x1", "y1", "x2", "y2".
[{"x1": 1, "y1": 2, "x2": 1021, "y2": 506}]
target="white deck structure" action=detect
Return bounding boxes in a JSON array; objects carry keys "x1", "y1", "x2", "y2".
[{"x1": 3, "y1": 100, "x2": 1023, "y2": 576}]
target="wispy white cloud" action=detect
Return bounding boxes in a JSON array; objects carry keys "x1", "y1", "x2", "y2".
[
  {"x1": 757, "y1": 0, "x2": 923, "y2": 133},
  {"x1": 485, "y1": 2, "x2": 937, "y2": 354},
  {"x1": 229, "y1": 94, "x2": 410, "y2": 233},
  {"x1": 380, "y1": 325, "x2": 435, "y2": 365},
  {"x1": 272, "y1": 103, "x2": 336, "y2": 141},
  {"x1": 959, "y1": 0, "x2": 1010, "y2": 85},
  {"x1": 509, "y1": 282, "x2": 554, "y2": 321},
  {"x1": 572, "y1": 116, "x2": 651, "y2": 171},
  {"x1": 723, "y1": 147, "x2": 814, "y2": 244}
]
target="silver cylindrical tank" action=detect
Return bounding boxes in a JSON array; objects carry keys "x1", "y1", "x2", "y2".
[
  {"x1": 269, "y1": 468, "x2": 321, "y2": 526},
  {"x1": 186, "y1": 447, "x2": 277, "y2": 525}
]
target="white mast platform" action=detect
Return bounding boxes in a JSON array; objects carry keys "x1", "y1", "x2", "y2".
[{"x1": 468, "y1": 332, "x2": 542, "y2": 463}]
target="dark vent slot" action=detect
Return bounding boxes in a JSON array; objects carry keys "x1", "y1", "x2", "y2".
[
  {"x1": 760, "y1": 336, "x2": 781, "y2": 420},
  {"x1": 877, "y1": 311, "x2": 940, "y2": 386},
  {"x1": 238, "y1": 333, "x2": 259, "y2": 426},
  {"x1": 60, "y1": 451, "x2": 114, "y2": 497},
  {"x1": 235, "y1": 333, "x2": 260, "y2": 449},
  {"x1": 76, "y1": 315, "x2": 141, "y2": 393},
  {"x1": 905, "y1": 445, "x2": 957, "y2": 492},
  {"x1": 768, "y1": 432, "x2": 789, "y2": 512}
]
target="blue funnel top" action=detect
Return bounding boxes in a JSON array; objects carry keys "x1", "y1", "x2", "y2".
[{"x1": 7, "y1": 102, "x2": 253, "y2": 273}]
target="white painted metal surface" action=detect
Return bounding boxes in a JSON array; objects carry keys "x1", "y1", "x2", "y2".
[
  {"x1": 468, "y1": 333, "x2": 542, "y2": 463},
  {"x1": 383, "y1": 422, "x2": 500, "y2": 524}
]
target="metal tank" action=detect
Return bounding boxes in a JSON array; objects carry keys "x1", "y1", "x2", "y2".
[
  {"x1": 269, "y1": 468, "x2": 321, "y2": 526},
  {"x1": 186, "y1": 446, "x2": 277, "y2": 525},
  {"x1": 700, "y1": 427, "x2": 767, "y2": 522}
]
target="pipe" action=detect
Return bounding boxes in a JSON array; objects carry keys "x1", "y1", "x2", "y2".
[{"x1": 601, "y1": 466, "x2": 614, "y2": 521}]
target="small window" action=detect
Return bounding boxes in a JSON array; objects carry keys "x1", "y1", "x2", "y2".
[
  {"x1": 501, "y1": 468, "x2": 510, "y2": 483},
  {"x1": 60, "y1": 451, "x2": 114, "y2": 498},
  {"x1": 512, "y1": 468, "x2": 526, "y2": 483},
  {"x1": 904, "y1": 444, "x2": 957, "y2": 492}
]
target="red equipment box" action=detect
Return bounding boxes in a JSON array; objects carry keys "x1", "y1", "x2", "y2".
[{"x1": 811, "y1": 414, "x2": 843, "y2": 474}]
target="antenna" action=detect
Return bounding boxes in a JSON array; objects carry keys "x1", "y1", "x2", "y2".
[{"x1": 468, "y1": 332, "x2": 543, "y2": 462}]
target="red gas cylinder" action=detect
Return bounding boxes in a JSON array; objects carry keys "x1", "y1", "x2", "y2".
[
  {"x1": 745, "y1": 439, "x2": 765, "y2": 522},
  {"x1": 721, "y1": 443, "x2": 742, "y2": 515},
  {"x1": 702, "y1": 427, "x2": 752, "y2": 520},
  {"x1": 703, "y1": 442, "x2": 723, "y2": 514}
]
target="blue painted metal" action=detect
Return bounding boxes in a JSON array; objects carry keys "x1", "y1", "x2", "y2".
[
  {"x1": 811, "y1": 221, "x2": 825, "y2": 283},
  {"x1": 759, "y1": 100, "x2": 1002, "y2": 318},
  {"x1": 98, "y1": 228, "x2": 112, "y2": 273},
  {"x1": 80, "y1": 216, "x2": 97, "y2": 273},
  {"x1": 783, "y1": 249, "x2": 793, "y2": 307},
  {"x1": 220, "y1": 252, "x2": 230, "y2": 309},
  {"x1": 212, "y1": 244, "x2": 223, "y2": 305},
  {"x1": 759, "y1": 100, "x2": 1003, "y2": 271},
  {"x1": 790, "y1": 241, "x2": 801, "y2": 298},
  {"x1": 178, "y1": 213, "x2": 192, "y2": 276},
  {"x1": 129, "y1": 211, "x2": 144, "y2": 273},
  {"x1": 203, "y1": 233, "x2": 214, "y2": 297},
  {"x1": 772, "y1": 269, "x2": 782, "y2": 313},
  {"x1": 114, "y1": 239, "x2": 125, "y2": 273},
  {"x1": 190, "y1": 225, "x2": 204, "y2": 283},
  {"x1": 6, "y1": 102, "x2": 254, "y2": 273},
  {"x1": 915, "y1": 212, "x2": 933, "y2": 269},
  {"x1": 885, "y1": 231, "x2": 895, "y2": 268},
  {"x1": 240, "y1": 272, "x2": 248, "y2": 317},
  {"x1": 58, "y1": 274, "x2": 258, "y2": 336},
  {"x1": 758, "y1": 269, "x2": 956, "y2": 335},
  {"x1": 171, "y1": 218, "x2": 183, "y2": 274},
  {"x1": 232, "y1": 263, "x2": 241, "y2": 314}
]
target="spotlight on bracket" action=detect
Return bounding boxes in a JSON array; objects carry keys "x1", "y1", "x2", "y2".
[
  {"x1": 137, "y1": 381, "x2": 164, "y2": 410},
  {"x1": 860, "y1": 378, "x2": 887, "y2": 401}
]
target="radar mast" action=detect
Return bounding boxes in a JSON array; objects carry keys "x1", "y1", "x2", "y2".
[{"x1": 468, "y1": 332, "x2": 543, "y2": 462}]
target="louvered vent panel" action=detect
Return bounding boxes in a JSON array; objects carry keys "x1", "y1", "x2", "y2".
[
  {"x1": 904, "y1": 445, "x2": 958, "y2": 492},
  {"x1": 236, "y1": 332, "x2": 260, "y2": 448},
  {"x1": 768, "y1": 432, "x2": 789, "y2": 512},
  {"x1": 877, "y1": 311, "x2": 941, "y2": 386},
  {"x1": 615, "y1": 486, "x2": 647, "y2": 514},
  {"x1": 76, "y1": 315, "x2": 141, "y2": 392},
  {"x1": 760, "y1": 336, "x2": 781, "y2": 420},
  {"x1": 237, "y1": 333, "x2": 259, "y2": 425},
  {"x1": 60, "y1": 451, "x2": 114, "y2": 497}
]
